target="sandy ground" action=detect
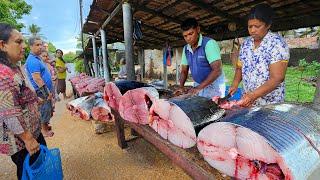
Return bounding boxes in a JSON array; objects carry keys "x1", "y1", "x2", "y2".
[{"x1": 0, "y1": 83, "x2": 190, "y2": 180}]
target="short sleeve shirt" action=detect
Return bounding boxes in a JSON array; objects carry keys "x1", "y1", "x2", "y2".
[
  {"x1": 25, "y1": 53, "x2": 53, "y2": 91},
  {"x1": 181, "y1": 34, "x2": 221, "y2": 65},
  {"x1": 55, "y1": 58, "x2": 67, "y2": 79},
  {"x1": 239, "y1": 31, "x2": 290, "y2": 105}
]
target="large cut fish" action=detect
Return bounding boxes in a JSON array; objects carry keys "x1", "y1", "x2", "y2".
[
  {"x1": 197, "y1": 104, "x2": 320, "y2": 179},
  {"x1": 149, "y1": 95, "x2": 225, "y2": 148}
]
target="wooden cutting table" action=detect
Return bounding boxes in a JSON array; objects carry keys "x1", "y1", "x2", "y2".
[{"x1": 112, "y1": 109, "x2": 227, "y2": 180}]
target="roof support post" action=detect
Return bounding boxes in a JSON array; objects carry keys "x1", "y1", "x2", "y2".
[
  {"x1": 313, "y1": 75, "x2": 320, "y2": 111},
  {"x1": 163, "y1": 47, "x2": 168, "y2": 89},
  {"x1": 122, "y1": 2, "x2": 135, "y2": 80},
  {"x1": 100, "y1": 29, "x2": 111, "y2": 82},
  {"x1": 175, "y1": 48, "x2": 179, "y2": 85},
  {"x1": 91, "y1": 36, "x2": 99, "y2": 77},
  {"x1": 138, "y1": 48, "x2": 145, "y2": 81}
]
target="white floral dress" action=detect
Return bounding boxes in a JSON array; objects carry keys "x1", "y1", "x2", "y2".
[{"x1": 239, "y1": 32, "x2": 290, "y2": 106}]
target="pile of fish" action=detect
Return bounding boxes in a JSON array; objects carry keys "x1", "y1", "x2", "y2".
[
  {"x1": 69, "y1": 74, "x2": 105, "y2": 96},
  {"x1": 197, "y1": 104, "x2": 320, "y2": 179},
  {"x1": 66, "y1": 92, "x2": 114, "y2": 122},
  {"x1": 87, "y1": 79, "x2": 320, "y2": 179}
]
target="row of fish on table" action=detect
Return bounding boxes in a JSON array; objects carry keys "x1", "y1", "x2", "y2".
[{"x1": 66, "y1": 74, "x2": 320, "y2": 180}]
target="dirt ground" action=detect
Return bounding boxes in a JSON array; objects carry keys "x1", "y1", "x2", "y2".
[{"x1": 0, "y1": 85, "x2": 190, "y2": 180}]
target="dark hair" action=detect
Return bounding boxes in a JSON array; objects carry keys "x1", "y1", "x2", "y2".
[
  {"x1": 55, "y1": 49, "x2": 65, "y2": 63},
  {"x1": 0, "y1": 23, "x2": 15, "y2": 67},
  {"x1": 248, "y1": 3, "x2": 274, "y2": 25},
  {"x1": 56, "y1": 49, "x2": 63, "y2": 55},
  {"x1": 181, "y1": 18, "x2": 199, "y2": 31}
]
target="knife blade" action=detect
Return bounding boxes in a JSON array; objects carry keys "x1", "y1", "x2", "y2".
[{"x1": 217, "y1": 93, "x2": 232, "y2": 104}]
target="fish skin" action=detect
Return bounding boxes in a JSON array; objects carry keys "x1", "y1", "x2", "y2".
[{"x1": 221, "y1": 104, "x2": 320, "y2": 179}]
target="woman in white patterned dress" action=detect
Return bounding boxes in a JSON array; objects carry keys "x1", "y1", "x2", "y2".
[{"x1": 229, "y1": 3, "x2": 290, "y2": 107}]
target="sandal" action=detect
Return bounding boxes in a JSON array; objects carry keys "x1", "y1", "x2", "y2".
[
  {"x1": 46, "y1": 123, "x2": 52, "y2": 131},
  {"x1": 43, "y1": 130, "x2": 54, "y2": 137}
]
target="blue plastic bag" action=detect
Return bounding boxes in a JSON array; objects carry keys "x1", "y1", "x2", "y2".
[{"x1": 22, "y1": 145, "x2": 63, "y2": 180}]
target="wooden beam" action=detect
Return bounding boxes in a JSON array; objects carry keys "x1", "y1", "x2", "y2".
[
  {"x1": 93, "y1": 5, "x2": 111, "y2": 16},
  {"x1": 158, "y1": 0, "x2": 182, "y2": 11},
  {"x1": 138, "y1": 0, "x2": 182, "y2": 23},
  {"x1": 107, "y1": 21, "x2": 182, "y2": 46},
  {"x1": 225, "y1": 0, "x2": 265, "y2": 13},
  {"x1": 94, "y1": 1, "x2": 123, "y2": 37},
  {"x1": 142, "y1": 23, "x2": 181, "y2": 39},
  {"x1": 183, "y1": 0, "x2": 246, "y2": 26},
  {"x1": 134, "y1": 4, "x2": 215, "y2": 35},
  {"x1": 135, "y1": 5, "x2": 182, "y2": 25},
  {"x1": 112, "y1": 109, "x2": 127, "y2": 148}
]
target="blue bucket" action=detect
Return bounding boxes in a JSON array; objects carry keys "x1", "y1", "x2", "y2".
[{"x1": 225, "y1": 86, "x2": 243, "y2": 100}]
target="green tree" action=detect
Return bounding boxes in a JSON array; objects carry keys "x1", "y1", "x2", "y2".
[
  {"x1": 75, "y1": 59, "x2": 85, "y2": 73},
  {"x1": 28, "y1": 24, "x2": 41, "y2": 36},
  {"x1": 0, "y1": 0, "x2": 32, "y2": 30},
  {"x1": 47, "y1": 42, "x2": 56, "y2": 53},
  {"x1": 64, "y1": 52, "x2": 77, "y2": 63}
]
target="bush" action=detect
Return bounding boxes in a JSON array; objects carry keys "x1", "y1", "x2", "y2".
[
  {"x1": 298, "y1": 59, "x2": 320, "y2": 75},
  {"x1": 64, "y1": 52, "x2": 77, "y2": 63},
  {"x1": 74, "y1": 59, "x2": 85, "y2": 73}
]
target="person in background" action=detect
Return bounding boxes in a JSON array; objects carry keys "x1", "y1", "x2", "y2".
[
  {"x1": 43, "y1": 42, "x2": 60, "y2": 101},
  {"x1": 229, "y1": 3, "x2": 290, "y2": 107},
  {"x1": 39, "y1": 50, "x2": 56, "y2": 123},
  {"x1": 40, "y1": 50, "x2": 56, "y2": 94},
  {"x1": 25, "y1": 36, "x2": 54, "y2": 137},
  {"x1": 0, "y1": 23, "x2": 47, "y2": 180},
  {"x1": 118, "y1": 58, "x2": 127, "y2": 79},
  {"x1": 55, "y1": 49, "x2": 69, "y2": 99},
  {"x1": 42, "y1": 42, "x2": 55, "y2": 62},
  {"x1": 175, "y1": 18, "x2": 225, "y2": 99}
]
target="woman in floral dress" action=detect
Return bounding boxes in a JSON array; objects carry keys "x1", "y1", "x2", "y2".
[
  {"x1": 230, "y1": 3, "x2": 290, "y2": 107},
  {"x1": 0, "y1": 23, "x2": 47, "y2": 179}
]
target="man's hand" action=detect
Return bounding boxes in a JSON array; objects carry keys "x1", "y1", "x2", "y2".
[
  {"x1": 48, "y1": 93, "x2": 53, "y2": 100},
  {"x1": 228, "y1": 85, "x2": 238, "y2": 96},
  {"x1": 66, "y1": 67, "x2": 71, "y2": 73},
  {"x1": 174, "y1": 86, "x2": 186, "y2": 96},
  {"x1": 38, "y1": 97, "x2": 45, "y2": 105},
  {"x1": 188, "y1": 86, "x2": 202, "y2": 96}
]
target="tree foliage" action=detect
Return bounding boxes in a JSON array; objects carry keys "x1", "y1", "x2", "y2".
[
  {"x1": 47, "y1": 42, "x2": 56, "y2": 54},
  {"x1": 63, "y1": 52, "x2": 77, "y2": 63},
  {"x1": 28, "y1": 24, "x2": 41, "y2": 36},
  {"x1": 0, "y1": 0, "x2": 32, "y2": 30},
  {"x1": 75, "y1": 59, "x2": 85, "y2": 73}
]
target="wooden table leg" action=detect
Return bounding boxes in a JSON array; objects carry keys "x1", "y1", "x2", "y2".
[
  {"x1": 130, "y1": 128, "x2": 139, "y2": 136},
  {"x1": 113, "y1": 110, "x2": 127, "y2": 149}
]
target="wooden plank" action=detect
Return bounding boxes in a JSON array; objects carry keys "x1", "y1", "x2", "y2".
[
  {"x1": 112, "y1": 110, "x2": 225, "y2": 180},
  {"x1": 112, "y1": 109, "x2": 127, "y2": 148}
]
